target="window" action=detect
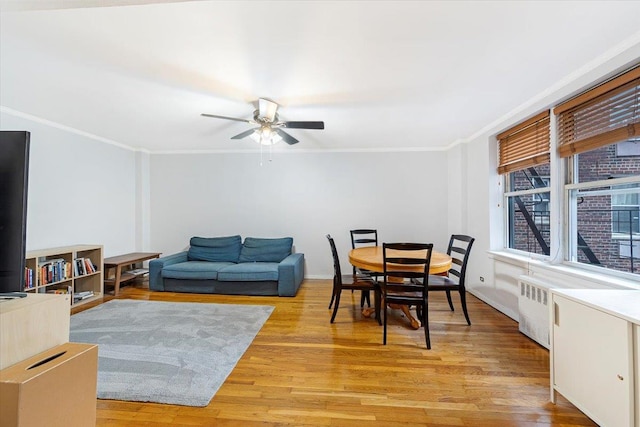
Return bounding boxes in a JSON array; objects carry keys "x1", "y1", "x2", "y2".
[
  {"x1": 557, "y1": 66, "x2": 640, "y2": 276},
  {"x1": 566, "y1": 155, "x2": 640, "y2": 273},
  {"x1": 498, "y1": 111, "x2": 551, "y2": 256},
  {"x1": 504, "y1": 167, "x2": 551, "y2": 255}
]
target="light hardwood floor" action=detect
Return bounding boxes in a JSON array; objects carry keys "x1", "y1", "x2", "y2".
[{"x1": 73, "y1": 279, "x2": 595, "y2": 426}]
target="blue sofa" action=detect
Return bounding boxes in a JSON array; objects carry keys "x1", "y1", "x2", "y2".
[{"x1": 149, "y1": 235, "x2": 304, "y2": 296}]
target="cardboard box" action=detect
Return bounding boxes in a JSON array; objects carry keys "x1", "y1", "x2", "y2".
[
  {"x1": 0, "y1": 342, "x2": 98, "y2": 427},
  {"x1": 0, "y1": 293, "x2": 70, "y2": 370}
]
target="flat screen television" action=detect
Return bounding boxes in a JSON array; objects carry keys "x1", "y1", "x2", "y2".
[{"x1": 0, "y1": 131, "x2": 30, "y2": 293}]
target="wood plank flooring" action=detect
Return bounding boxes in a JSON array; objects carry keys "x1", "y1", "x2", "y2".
[{"x1": 73, "y1": 279, "x2": 595, "y2": 426}]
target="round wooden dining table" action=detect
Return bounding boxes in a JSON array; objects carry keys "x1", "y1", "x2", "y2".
[
  {"x1": 348, "y1": 246, "x2": 452, "y2": 276},
  {"x1": 348, "y1": 246, "x2": 452, "y2": 329}
]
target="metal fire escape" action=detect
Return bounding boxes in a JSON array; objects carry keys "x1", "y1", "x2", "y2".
[{"x1": 514, "y1": 167, "x2": 600, "y2": 265}]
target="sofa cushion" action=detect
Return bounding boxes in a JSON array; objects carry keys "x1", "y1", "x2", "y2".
[
  {"x1": 161, "y1": 261, "x2": 234, "y2": 280},
  {"x1": 217, "y1": 262, "x2": 280, "y2": 282},
  {"x1": 188, "y1": 235, "x2": 242, "y2": 263},
  {"x1": 238, "y1": 237, "x2": 293, "y2": 263}
]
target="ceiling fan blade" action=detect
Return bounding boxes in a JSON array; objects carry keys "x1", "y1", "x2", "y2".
[
  {"x1": 282, "y1": 121, "x2": 325, "y2": 130},
  {"x1": 201, "y1": 113, "x2": 253, "y2": 124},
  {"x1": 258, "y1": 98, "x2": 279, "y2": 122},
  {"x1": 276, "y1": 129, "x2": 299, "y2": 145},
  {"x1": 231, "y1": 128, "x2": 258, "y2": 140}
]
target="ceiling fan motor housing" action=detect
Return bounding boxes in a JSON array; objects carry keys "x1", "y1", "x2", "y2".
[{"x1": 253, "y1": 110, "x2": 279, "y2": 125}]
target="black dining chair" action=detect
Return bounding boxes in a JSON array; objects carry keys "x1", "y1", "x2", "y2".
[
  {"x1": 426, "y1": 235, "x2": 475, "y2": 325},
  {"x1": 326, "y1": 235, "x2": 380, "y2": 324},
  {"x1": 350, "y1": 229, "x2": 379, "y2": 308},
  {"x1": 381, "y1": 242, "x2": 433, "y2": 349}
]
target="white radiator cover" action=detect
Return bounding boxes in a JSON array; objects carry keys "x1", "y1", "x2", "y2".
[{"x1": 518, "y1": 276, "x2": 556, "y2": 349}]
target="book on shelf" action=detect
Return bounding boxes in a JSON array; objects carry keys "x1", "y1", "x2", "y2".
[
  {"x1": 75, "y1": 258, "x2": 86, "y2": 276},
  {"x1": 74, "y1": 290, "x2": 93, "y2": 297},
  {"x1": 73, "y1": 290, "x2": 94, "y2": 302},
  {"x1": 46, "y1": 285, "x2": 72, "y2": 295},
  {"x1": 38, "y1": 258, "x2": 69, "y2": 285},
  {"x1": 74, "y1": 257, "x2": 97, "y2": 276},
  {"x1": 83, "y1": 258, "x2": 95, "y2": 274},
  {"x1": 24, "y1": 267, "x2": 34, "y2": 289},
  {"x1": 38, "y1": 258, "x2": 65, "y2": 266}
]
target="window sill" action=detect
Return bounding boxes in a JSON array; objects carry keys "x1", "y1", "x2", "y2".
[
  {"x1": 488, "y1": 250, "x2": 640, "y2": 290},
  {"x1": 487, "y1": 249, "x2": 548, "y2": 266}
]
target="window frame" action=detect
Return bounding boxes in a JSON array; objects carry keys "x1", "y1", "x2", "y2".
[
  {"x1": 503, "y1": 168, "x2": 552, "y2": 259},
  {"x1": 564, "y1": 166, "x2": 640, "y2": 278}
]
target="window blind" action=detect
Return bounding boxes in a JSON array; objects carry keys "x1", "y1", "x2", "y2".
[
  {"x1": 497, "y1": 110, "x2": 550, "y2": 174},
  {"x1": 555, "y1": 66, "x2": 640, "y2": 157}
]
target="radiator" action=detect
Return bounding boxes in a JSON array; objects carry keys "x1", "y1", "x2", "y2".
[{"x1": 517, "y1": 276, "x2": 555, "y2": 349}]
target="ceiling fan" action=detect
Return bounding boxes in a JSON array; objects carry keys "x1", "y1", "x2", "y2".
[{"x1": 201, "y1": 98, "x2": 324, "y2": 145}]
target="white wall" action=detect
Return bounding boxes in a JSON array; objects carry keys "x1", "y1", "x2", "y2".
[
  {"x1": 0, "y1": 112, "x2": 138, "y2": 257},
  {"x1": 149, "y1": 150, "x2": 450, "y2": 277},
  {"x1": 135, "y1": 151, "x2": 151, "y2": 251}
]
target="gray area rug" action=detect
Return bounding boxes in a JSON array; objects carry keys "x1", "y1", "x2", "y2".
[{"x1": 69, "y1": 299, "x2": 273, "y2": 406}]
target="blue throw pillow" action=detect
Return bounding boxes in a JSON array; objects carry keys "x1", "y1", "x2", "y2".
[
  {"x1": 239, "y1": 237, "x2": 293, "y2": 263},
  {"x1": 188, "y1": 235, "x2": 242, "y2": 263}
]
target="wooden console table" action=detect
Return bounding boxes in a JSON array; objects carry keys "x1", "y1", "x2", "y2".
[{"x1": 104, "y1": 252, "x2": 161, "y2": 296}]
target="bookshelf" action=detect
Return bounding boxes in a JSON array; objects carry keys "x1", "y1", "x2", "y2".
[{"x1": 24, "y1": 245, "x2": 103, "y2": 307}]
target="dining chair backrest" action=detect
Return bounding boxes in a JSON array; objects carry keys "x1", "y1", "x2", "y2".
[
  {"x1": 382, "y1": 242, "x2": 433, "y2": 286},
  {"x1": 350, "y1": 229, "x2": 378, "y2": 249},
  {"x1": 326, "y1": 234, "x2": 343, "y2": 279},
  {"x1": 445, "y1": 235, "x2": 475, "y2": 287},
  {"x1": 350, "y1": 229, "x2": 379, "y2": 281}
]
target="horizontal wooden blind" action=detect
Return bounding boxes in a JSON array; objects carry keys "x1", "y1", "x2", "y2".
[
  {"x1": 497, "y1": 110, "x2": 550, "y2": 174},
  {"x1": 555, "y1": 66, "x2": 640, "y2": 157}
]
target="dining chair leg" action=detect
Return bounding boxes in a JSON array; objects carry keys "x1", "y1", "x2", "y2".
[
  {"x1": 360, "y1": 290, "x2": 371, "y2": 308},
  {"x1": 351, "y1": 267, "x2": 356, "y2": 295},
  {"x1": 422, "y1": 300, "x2": 431, "y2": 350},
  {"x1": 374, "y1": 289, "x2": 382, "y2": 326},
  {"x1": 328, "y1": 276, "x2": 337, "y2": 309},
  {"x1": 459, "y1": 290, "x2": 471, "y2": 326},
  {"x1": 445, "y1": 290, "x2": 454, "y2": 311},
  {"x1": 383, "y1": 299, "x2": 388, "y2": 345},
  {"x1": 330, "y1": 291, "x2": 342, "y2": 323}
]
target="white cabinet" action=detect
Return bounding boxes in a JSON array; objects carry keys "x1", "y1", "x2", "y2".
[{"x1": 550, "y1": 289, "x2": 640, "y2": 427}]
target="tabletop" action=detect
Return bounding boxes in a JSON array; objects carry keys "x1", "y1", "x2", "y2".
[
  {"x1": 103, "y1": 252, "x2": 162, "y2": 267},
  {"x1": 349, "y1": 246, "x2": 452, "y2": 275}
]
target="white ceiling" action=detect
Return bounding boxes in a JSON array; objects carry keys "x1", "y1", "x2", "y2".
[{"x1": 1, "y1": 0, "x2": 639, "y2": 153}]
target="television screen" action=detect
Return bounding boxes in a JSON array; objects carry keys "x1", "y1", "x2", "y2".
[{"x1": 0, "y1": 131, "x2": 30, "y2": 293}]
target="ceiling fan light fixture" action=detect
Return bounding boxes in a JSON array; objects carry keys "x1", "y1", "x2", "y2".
[{"x1": 250, "y1": 128, "x2": 281, "y2": 146}]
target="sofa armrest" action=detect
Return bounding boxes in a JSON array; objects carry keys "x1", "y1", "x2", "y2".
[
  {"x1": 277, "y1": 253, "x2": 305, "y2": 296},
  {"x1": 149, "y1": 251, "x2": 188, "y2": 291}
]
